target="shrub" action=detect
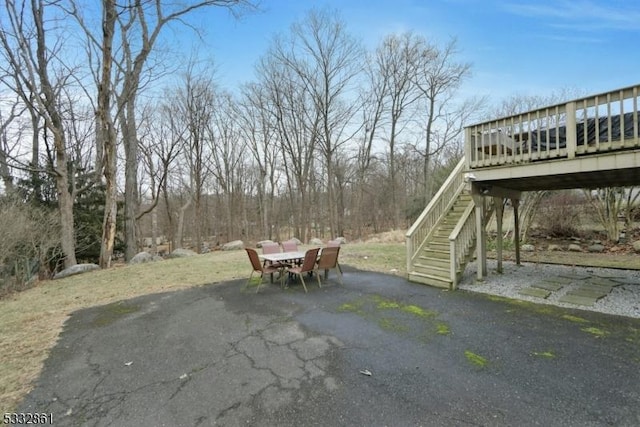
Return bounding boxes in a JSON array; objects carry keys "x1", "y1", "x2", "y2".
[
  {"x1": 534, "y1": 190, "x2": 584, "y2": 238},
  {"x1": 0, "y1": 197, "x2": 61, "y2": 296}
]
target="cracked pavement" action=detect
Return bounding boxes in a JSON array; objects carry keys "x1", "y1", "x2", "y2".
[{"x1": 18, "y1": 268, "x2": 640, "y2": 426}]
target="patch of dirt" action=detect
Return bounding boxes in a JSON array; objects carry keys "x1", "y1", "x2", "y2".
[
  {"x1": 488, "y1": 227, "x2": 640, "y2": 269},
  {"x1": 524, "y1": 227, "x2": 640, "y2": 255}
]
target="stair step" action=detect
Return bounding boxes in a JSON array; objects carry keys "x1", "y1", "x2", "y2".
[
  {"x1": 418, "y1": 258, "x2": 450, "y2": 269},
  {"x1": 422, "y1": 248, "x2": 449, "y2": 259},
  {"x1": 413, "y1": 263, "x2": 449, "y2": 277},
  {"x1": 427, "y1": 242, "x2": 449, "y2": 250},
  {"x1": 408, "y1": 271, "x2": 452, "y2": 289}
]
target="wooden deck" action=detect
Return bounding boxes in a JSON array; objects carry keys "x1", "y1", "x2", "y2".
[
  {"x1": 407, "y1": 84, "x2": 640, "y2": 288},
  {"x1": 465, "y1": 84, "x2": 640, "y2": 192}
]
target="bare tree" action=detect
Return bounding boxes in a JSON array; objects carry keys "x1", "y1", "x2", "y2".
[
  {"x1": 174, "y1": 69, "x2": 216, "y2": 251},
  {"x1": 69, "y1": 0, "x2": 257, "y2": 265},
  {"x1": 0, "y1": 99, "x2": 25, "y2": 193},
  {"x1": 0, "y1": 0, "x2": 78, "y2": 268},
  {"x1": 238, "y1": 82, "x2": 282, "y2": 239},
  {"x1": 137, "y1": 103, "x2": 181, "y2": 253},
  {"x1": 413, "y1": 38, "x2": 471, "y2": 199},
  {"x1": 286, "y1": 9, "x2": 363, "y2": 237},
  {"x1": 372, "y1": 32, "x2": 426, "y2": 228},
  {"x1": 256, "y1": 50, "x2": 318, "y2": 241},
  {"x1": 207, "y1": 90, "x2": 246, "y2": 243},
  {"x1": 584, "y1": 187, "x2": 631, "y2": 242},
  {"x1": 350, "y1": 54, "x2": 388, "y2": 238}
]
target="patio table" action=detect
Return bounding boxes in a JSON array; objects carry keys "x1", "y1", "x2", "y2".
[{"x1": 259, "y1": 251, "x2": 306, "y2": 264}]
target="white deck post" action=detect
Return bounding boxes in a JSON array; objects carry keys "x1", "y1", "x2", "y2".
[
  {"x1": 494, "y1": 197, "x2": 504, "y2": 274},
  {"x1": 512, "y1": 198, "x2": 521, "y2": 265},
  {"x1": 465, "y1": 127, "x2": 472, "y2": 169},
  {"x1": 472, "y1": 190, "x2": 486, "y2": 280},
  {"x1": 566, "y1": 101, "x2": 577, "y2": 159}
]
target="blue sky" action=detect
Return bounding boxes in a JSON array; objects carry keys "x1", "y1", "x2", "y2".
[{"x1": 181, "y1": 0, "x2": 639, "y2": 104}]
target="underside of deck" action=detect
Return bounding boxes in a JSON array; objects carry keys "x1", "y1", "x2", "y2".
[{"x1": 468, "y1": 148, "x2": 640, "y2": 192}]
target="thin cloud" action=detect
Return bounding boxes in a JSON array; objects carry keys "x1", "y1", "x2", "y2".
[
  {"x1": 539, "y1": 34, "x2": 606, "y2": 44},
  {"x1": 502, "y1": 1, "x2": 640, "y2": 31}
]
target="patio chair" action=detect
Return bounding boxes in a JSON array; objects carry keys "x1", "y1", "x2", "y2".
[
  {"x1": 283, "y1": 247, "x2": 321, "y2": 293},
  {"x1": 326, "y1": 240, "x2": 343, "y2": 273},
  {"x1": 245, "y1": 248, "x2": 282, "y2": 293},
  {"x1": 281, "y1": 239, "x2": 301, "y2": 265},
  {"x1": 261, "y1": 242, "x2": 288, "y2": 269},
  {"x1": 317, "y1": 246, "x2": 343, "y2": 285},
  {"x1": 281, "y1": 239, "x2": 298, "y2": 252}
]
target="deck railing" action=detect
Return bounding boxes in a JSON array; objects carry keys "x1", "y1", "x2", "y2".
[
  {"x1": 406, "y1": 157, "x2": 466, "y2": 274},
  {"x1": 466, "y1": 84, "x2": 640, "y2": 169}
]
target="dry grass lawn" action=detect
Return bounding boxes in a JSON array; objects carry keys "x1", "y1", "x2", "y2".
[{"x1": 1, "y1": 236, "x2": 637, "y2": 412}]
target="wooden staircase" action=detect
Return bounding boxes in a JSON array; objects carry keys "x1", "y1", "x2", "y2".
[
  {"x1": 406, "y1": 157, "x2": 492, "y2": 290},
  {"x1": 408, "y1": 190, "x2": 474, "y2": 288}
]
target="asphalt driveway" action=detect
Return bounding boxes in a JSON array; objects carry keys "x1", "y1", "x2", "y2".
[{"x1": 19, "y1": 267, "x2": 640, "y2": 426}]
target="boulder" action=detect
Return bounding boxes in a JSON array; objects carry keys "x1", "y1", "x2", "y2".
[
  {"x1": 256, "y1": 240, "x2": 274, "y2": 249},
  {"x1": 129, "y1": 251, "x2": 162, "y2": 264},
  {"x1": 333, "y1": 236, "x2": 348, "y2": 245},
  {"x1": 288, "y1": 237, "x2": 303, "y2": 245},
  {"x1": 169, "y1": 248, "x2": 197, "y2": 258},
  {"x1": 568, "y1": 243, "x2": 582, "y2": 252},
  {"x1": 521, "y1": 244, "x2": 535, "y2": 252},
  {"x1": 222, "y1": 240, "x2": 244, "y2": 251},
  {"x1": 547, "y1": 244, "x2": 562, "y2": 251},
  {"x1": 633, "y1": 240, "x2": 640, "y2": 253},
  {"x1": 587, "y1": 244, "x2": 605, "y2": 253},
  {"x1": 309, "y1": 238, "x2": 323, "y2": 246},
  {"x1": 53, "y1": 263, "x2": 100, "y2": 280}
]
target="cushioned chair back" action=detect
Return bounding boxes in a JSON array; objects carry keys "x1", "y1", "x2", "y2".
[
  {"x1": 317, "y1": 246, "x2": 339, "y2": 269},
  {"x1": 282, "y1": 240, "x2": 298, "y2": 252},
  {"x1": 301, "y1": 248, "x2": 320, "y2": 272},
  {"x1": 245, "y1": 248, "x2": 262, "y2": 271},
  {"x1": 262, "y1": 242, "x2": 280, "y2": 254}
]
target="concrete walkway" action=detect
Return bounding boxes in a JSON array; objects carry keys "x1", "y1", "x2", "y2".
[
  {"x1": 19, "y1": 268, "x2": 640, "y2": 426},
  {"x1": 520, "y1": 274, "x2": 621, "y2": 306}
]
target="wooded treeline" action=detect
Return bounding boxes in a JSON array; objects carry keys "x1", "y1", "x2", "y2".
[{"x1": 0, "y1": 2, "x2": 480, "y2": 277}]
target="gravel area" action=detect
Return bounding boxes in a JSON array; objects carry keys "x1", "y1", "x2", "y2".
[{"x1": 458, "y1": 260, "x2": 640, "y2": 319}]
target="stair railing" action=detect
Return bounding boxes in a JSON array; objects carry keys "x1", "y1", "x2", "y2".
[
  {"x1": 449, "y1": 203, "x2": 475, "y2": 289},
  {"x1": 406, "y1": 157, "x2": 467, "y2": 274},
  {"x1": 449, "y1": 195, "x2": 496, "y2": 289}
]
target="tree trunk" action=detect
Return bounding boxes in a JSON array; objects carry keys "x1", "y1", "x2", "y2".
[
  {"x1": 123, "y1": 100, "x2": 139, "y2": 261},
  {"x1": 98, "y1": 0, "x2": 117, "y2": 268},
  {"x1": 151, "y1": 208, "x2": 158, "y2": 255},
  {"x1": 54, "y1": 132, "x2": 77, "y2": 268},
  {"x1": 162, "y1": 179, "x2": 175, "y2": 249},
  {"x1": 176, "y1": 198, "x2": 192, "y2": 249},
  {"x1": 30, "y1": 111, "x2": 40, "y2": 199},
  {"x1": 100, "y1": 144, "x2": 117, "y2": 267},
  {"x1": 195, "y1": 192, "x2": 202, "y2": 253}
]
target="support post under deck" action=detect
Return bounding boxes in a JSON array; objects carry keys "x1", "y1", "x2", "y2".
[
  {"x1": 512, "y1": 198, "x2": 521, "y2": 265},
  {"x1": 472, "y1": 192, "x2": 487, "y2": 280},
  {"x1": 494, "y1": 197, "x2": 504, "y2": 274}
]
